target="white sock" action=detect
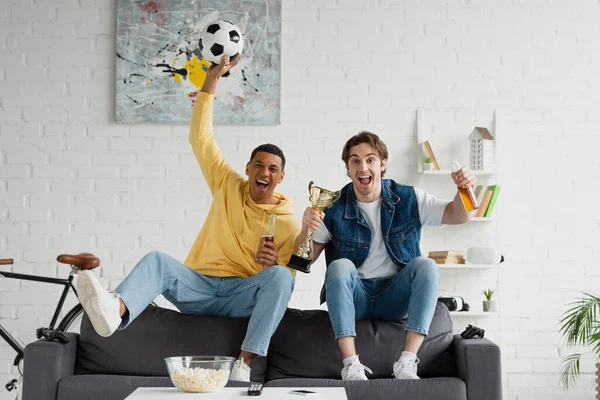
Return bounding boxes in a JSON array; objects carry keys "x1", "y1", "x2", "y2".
[
  {"x1": 400, "y1": 351, "x2": 417, "y2": 362},
  {"x1": 343, "y1": 355, "x2": 359, "y2": 367}
]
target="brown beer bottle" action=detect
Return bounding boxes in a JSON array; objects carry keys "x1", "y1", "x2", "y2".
[
  {"x1": 453, "y1": 160, "x2": 479, "y2": 212},
  {"x1": 259, "y1": 214, "x2": 276, "y2": 269}
]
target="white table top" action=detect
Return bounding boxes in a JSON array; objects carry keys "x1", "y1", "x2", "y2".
[{"x1": 125, "y1": 387, "x2": 347, "y2": 399}]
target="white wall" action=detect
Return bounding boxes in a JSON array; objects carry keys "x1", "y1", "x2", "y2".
[{"x1": 1, "y1": 0, "x2": 600, "y2": 398}]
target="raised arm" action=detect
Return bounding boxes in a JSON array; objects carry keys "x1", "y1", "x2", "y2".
[
  {"x1": 188, "y1": 56, "x2": 241, "y2": 194},
  {"x1": 442, "y1": 167, "x2": 477, "y2": 225}
]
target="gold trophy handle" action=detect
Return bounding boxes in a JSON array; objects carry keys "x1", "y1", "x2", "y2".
[
  {"x1": 308, "y1": 181, "x2": 314, "y2": 202},
  {"x1": 331, "y1": 191, "x2": 341, "y2": 204}
]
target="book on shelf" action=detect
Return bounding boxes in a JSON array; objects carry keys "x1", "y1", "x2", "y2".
[
  {"x1": 484, "y1": 185, "x2": 501, "y2": 217},
  {"x1": 431, "y1": 257, "x2": 465, "y2": 264},
  {"x1": 475, "y1": 187, "x2": 494, "y2": 218},
  {"x1": 472, "y1": 184, "x2": 501, "y2": 218},
  {"x1": 428, "y1": 250, "x2": 465, "y2": 264},
  {"x1": 428, "y1": 250, "x2": 464, "y2": 258},
  {"x1": 474, "y1": 185, "x2": 486, "y2": 205},
  {"x1": 422, "y1": 141, "x2": 440, "y2": 170}
]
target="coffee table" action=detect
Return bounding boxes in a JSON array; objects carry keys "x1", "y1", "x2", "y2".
[{"x1": 125, "y1": 387, "x2": 348, "y2": 399}]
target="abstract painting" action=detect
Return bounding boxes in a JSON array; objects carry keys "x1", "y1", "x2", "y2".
[{"x1": 116, "y1": 0, "x2": 281, "y2": 124}]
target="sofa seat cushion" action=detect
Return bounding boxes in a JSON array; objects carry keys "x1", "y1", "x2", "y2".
[
  {"x1": 267, "y1": 302, "x2": 454, "y2": 380},
  {"x1": 75, "y1": 305, "x2": 267, "y2": 382},
  {"x1": 264, "y1": 377, "x2": 466, "y2": 400},
  {"x1": 57, "y1": 375, "x2": 249, "y2": 400}
]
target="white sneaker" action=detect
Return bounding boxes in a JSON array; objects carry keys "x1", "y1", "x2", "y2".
[
  {"x1": 76, "y1": 270, "x2": 122, "y2": 337},
  {"x1": 341, "y1": 362, "x2": 372, "y2": 381},
  {"x1": 229, "y1": 358, "x2": 251, "y2": 382},
  {"x1": 393, "y1": 357, "x2": 420, "y2": 379}
]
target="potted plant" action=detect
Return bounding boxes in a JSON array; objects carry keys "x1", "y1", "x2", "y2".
[
  {"x1": 482, "y1": 289, "x2": 496, "y2": 312},
  {"x1": 424, "y1": 157, "x2": 433, "y2": 171},
  {"x1": 558, "y1": 292, "x2": 600, "y2": 391}
]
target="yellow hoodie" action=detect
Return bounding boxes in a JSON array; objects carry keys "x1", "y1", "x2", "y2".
[{"x1": 184, "y1": 92, "x2": 300, "y2": 278}]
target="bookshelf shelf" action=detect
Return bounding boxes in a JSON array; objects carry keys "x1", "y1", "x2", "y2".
[
  {"x1": 437, "y1": 264, "x2": 498, "y2": 269},
  {"x1": 420, "y1": 170, "x2": 495, "y2": 176},
  {"x1": 417, "y1": 109, "x2": 501, "y2": 330},
  {"x1": 450, "y1": 311, "x2": 498, "y2": 317}
]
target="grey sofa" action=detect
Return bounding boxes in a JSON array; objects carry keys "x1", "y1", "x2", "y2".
[{"x1": 23, "y1": 303, "x2": 502, "y2": 400}]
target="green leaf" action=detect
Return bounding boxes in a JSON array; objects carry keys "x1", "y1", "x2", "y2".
[
  {"x1": 482, "y1": 289, "x2": 495, "y2": 301},
  {"x1": 558, "y1": 292, "x2": 600, "y2": 347},
  {"x1": 560, "y1": 353, "x2": 581, "y2": 389}
]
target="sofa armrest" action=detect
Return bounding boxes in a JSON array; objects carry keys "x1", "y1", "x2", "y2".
[
  {"x1": 453, "y1": 334, "x2": 502, "y2": 400},
  {"x1": 22, "y1": 333, "x2": 79, "y2": 400}
]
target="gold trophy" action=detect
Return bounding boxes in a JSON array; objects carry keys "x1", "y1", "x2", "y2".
[{"x1": 287, "y1": 181, "x2": 340, "y2": 273}]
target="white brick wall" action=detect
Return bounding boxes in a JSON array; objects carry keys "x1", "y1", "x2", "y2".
[{"x1": 1, "y1": 0, "x2": 600, "y2": 398}]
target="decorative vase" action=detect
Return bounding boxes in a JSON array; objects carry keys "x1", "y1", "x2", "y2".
[{"x1": 482, "y1": 300, "x2": 497, "y2": 312}]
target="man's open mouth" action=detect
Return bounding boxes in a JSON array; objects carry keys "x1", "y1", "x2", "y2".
[
  {"x1": 256, "y1": 179, "x2": 269, "y2": 189},
  {"x1": 358, "y1": 175, "x2": 372, "y2": 185}
]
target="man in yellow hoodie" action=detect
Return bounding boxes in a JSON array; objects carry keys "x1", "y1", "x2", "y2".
[{"x1": 75, "y1": 56, "x2": 300, "y2": 382}]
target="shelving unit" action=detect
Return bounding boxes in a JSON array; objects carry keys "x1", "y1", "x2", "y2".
[
  {"x1": 421, "y1": 170, "x2": 495, "y2": 176},
  {"x1": 436, "y1": 264, "x2": 498, "y2": 270},
  {"x1": 416, "y1": 109, "x2": 500, "y2": 324},
  {"x1": 450, "y1": 311, "x2": 498, "y2": 317}
]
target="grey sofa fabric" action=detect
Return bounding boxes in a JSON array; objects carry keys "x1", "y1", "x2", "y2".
[
  {"x1": 264, "y1": 378, "x2": 467, "y2": 400},
  {"x1": 57, "y1": 375, "x2": 249, "y2": 400},
  {"x1": 266, "y1": 302, "x2": 455, "y2": 380},
  {"x1": 455, "y1": 334, "x2": 502, "y2": 400},
  {"x1": 75, "y1": 305, "x2": 267, "y2": 382},
  {"x1": 23, "y1": 303, "x2": 502, "y2": 400},
  {"x1": 22, "y1": 332, "x2": 78, "y2": 400}
]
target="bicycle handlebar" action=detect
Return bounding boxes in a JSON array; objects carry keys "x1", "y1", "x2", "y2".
[{"x1": 0, "y1": 259, "x2": 14, "y2": 265}]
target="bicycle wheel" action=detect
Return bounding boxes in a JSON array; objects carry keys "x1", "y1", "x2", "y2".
[{"x1": 57, "y1": 303, "x2": 84, "y2": 334}]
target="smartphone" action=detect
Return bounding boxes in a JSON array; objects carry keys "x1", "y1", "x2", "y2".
[
  {"x1": 290, "y1": 390, "x2": 320, "y2": 396},
  {"x1": 247, "y1": 382, "x2": 263, "y2": 396}
]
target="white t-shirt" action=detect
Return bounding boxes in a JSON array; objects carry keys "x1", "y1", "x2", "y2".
[{"x1": 312, "y1": 187, "x2": 450, "y2": 279}]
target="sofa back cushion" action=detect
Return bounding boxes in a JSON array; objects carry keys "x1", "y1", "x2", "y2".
[
  {"x1": 75, "y1": 305, "x2": 267, "y2": 382},
  {"x1": 266, "y1": 302, "x2": 455, "y2": 380}
]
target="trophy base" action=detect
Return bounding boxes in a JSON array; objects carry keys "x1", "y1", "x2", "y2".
[{"x1": 287, "y1": 254, "x2": 311, "y2": 274}]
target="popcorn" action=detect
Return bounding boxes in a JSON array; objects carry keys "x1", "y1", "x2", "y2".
[{"x1": 171, "y1": 367, "x2": 230, "y2": 393}]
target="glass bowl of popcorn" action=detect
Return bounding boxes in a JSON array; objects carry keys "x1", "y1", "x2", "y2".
[{"x1": 165, "y1": 356, "x2": 235, "y2": 393}]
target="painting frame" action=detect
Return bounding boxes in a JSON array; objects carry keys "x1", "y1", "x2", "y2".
[{"x1": 115, "y1": 0, "x2": 281, "y2": 124}]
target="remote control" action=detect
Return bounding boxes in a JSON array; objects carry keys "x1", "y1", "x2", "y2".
[{"x1": 248, "y1": 382, "x2": 264, "y2": 396}]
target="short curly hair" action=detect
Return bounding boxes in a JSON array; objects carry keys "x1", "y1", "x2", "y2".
[{"x1": 250, "y1": 143, "x2": 286, "y2": 171}]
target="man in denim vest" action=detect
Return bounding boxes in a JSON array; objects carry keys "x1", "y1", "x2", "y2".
[{"x1": 293, "y1": 131, "x2": 475, "y2": 380}]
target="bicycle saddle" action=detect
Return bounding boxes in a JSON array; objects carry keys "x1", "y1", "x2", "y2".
[{"x1": 57, "y1": 253, "x2": 100, "y2": 270}]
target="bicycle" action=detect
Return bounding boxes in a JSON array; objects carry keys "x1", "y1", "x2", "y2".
[{"x1": 0, "y1": 253, "x2": 97, "y2": 395}]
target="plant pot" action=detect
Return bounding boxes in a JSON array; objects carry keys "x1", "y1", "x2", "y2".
[
  {"x1": 482, "y1": 300, "x2": 497, "y2": 312},
  {"x1": 423, "y1": 163, "x2": 433, "y2": 171}
]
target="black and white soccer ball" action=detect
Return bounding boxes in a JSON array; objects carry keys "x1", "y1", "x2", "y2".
[{"x1": 198, "y1": 20, "x2": 244, "y2": 64}]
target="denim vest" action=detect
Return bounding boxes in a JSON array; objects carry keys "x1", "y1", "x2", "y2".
[{"x1": 320, "y1": 179, "x2": 422, "y2": 304}]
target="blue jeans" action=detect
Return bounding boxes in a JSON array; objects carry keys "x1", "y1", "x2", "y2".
[
  {"x1": 325, "y1": 257, "x2": 439, "y2": 339},
  {"x1": 115, "y1": 251, "x2": 294, "y2": 356}
]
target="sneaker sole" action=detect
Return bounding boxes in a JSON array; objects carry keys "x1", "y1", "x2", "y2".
[
  {"x1": 342, "y1": 376, "x2": 369, "y2": 381},
  {"x1": 394, "y1": 374, "x2": 420, "y2": 380},
  {"x1": 76, "y1": 271, "x2": 119, "y2": 337},
  {"x1": 228, "y1": 374, "x2": 250, "y2": 382}
]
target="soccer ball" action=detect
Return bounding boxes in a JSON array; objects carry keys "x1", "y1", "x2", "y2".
[{"x1": 198, "y1": 20, "x2": 244, "y2": 64}]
